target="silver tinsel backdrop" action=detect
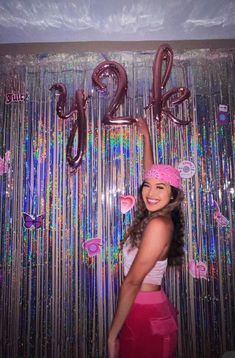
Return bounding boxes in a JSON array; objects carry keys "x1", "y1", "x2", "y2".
[{"x1": 0, "y1": 47, "x2": 234, "y2": 358}]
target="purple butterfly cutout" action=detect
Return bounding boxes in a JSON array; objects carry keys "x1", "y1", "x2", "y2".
[{"x1": 23, "y1": 213, "x2": 44, "y2": 229}]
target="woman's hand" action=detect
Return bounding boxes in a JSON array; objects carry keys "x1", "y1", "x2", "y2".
[
  {"x1": 135, "y1": 117, "x2": 150, "y2": 138},
  {"x1": 108, "y1": 336, "x2": 120, "y2": 358}
]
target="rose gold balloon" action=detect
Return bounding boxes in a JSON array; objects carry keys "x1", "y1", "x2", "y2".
[
  {"x1": 50, "y1": 83, "x2": 77, "y2": 119},
  {"x1": 92, "y1": 60, "x2": 135, "y2": 125},
  {"x1": 162, "y1": 87, "x2": 191, "y2": 125},
  {"x1": 50, "y1": 83, "x2": 87, "y2": 170},
  {"x1": 66, "y1": 90, "x2": 87, "y2": 170},
  {"x1": 152, "y1": 44, "x2": 173, "y2": 121},
  {"x1": 149, "y1": 44, "x2": 191, "y2": 125}
]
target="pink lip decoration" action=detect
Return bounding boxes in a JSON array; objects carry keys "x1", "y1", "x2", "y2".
[
  {"x1": 120, "y1": 195, "x2": 136, "y2": 214},
  {"x1": 83, "y1": 238, "x2": 102, "y2": 257},
  {"x1": 189, "y1": 259, "x2": 208, "y2": 280}
]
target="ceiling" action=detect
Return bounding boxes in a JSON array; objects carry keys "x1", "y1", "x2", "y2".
[{"x1": 0, "y1": 0, "x2": 235, "y2": 44}]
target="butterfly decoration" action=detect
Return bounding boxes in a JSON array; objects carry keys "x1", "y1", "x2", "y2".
[
  {"x1": 0, "y1": 150, "x2": 11, "y2": 175},
  {"x1": 23, "y1": 213, "x2": 45, "y2": 229},
  {"x1": 213, "y1": 200, "x2": 229, "y2": 228},
  {"x1": 83, "y1": 238, "x2": 102, "y2": 257},
  {"x1": 119, "y1": 195, "x2": 136, "y2": 214},
  {"x1": 189, "y1": 259, "x2": 208, "y2": 280}
]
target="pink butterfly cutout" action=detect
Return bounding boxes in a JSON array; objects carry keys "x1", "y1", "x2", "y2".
[
  {"x1": 83, "y1": 238, "x2": 102, "y2": 257},
  {"x1": 213, "y1": 200, "x2": 229, "y2": 227},
  {"x1": 120, "y1": 195, "x2": 136, "y2": 214},
  {"x1": 0, "y1": 150, "x2": 10, "y2": 175},
  {"x1": 189, "y1": 259, "x2": 208, "y2": 280}
]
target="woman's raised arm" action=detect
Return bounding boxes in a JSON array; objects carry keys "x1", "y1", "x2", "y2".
[{"x1": 136, "y1": 118, "x2": 154, "y2": 171}]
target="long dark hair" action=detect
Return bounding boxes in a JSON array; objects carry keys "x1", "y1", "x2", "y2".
[{"x1": 123, "y1": 183, "x2": 185, "y2": 266}]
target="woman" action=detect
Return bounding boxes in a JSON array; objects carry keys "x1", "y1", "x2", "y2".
[{"x1": 108, "y1": 119, "x2": 185, "y2": 358}]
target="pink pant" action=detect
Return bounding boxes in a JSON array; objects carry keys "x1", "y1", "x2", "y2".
[{"x1": 119, "y1": 289, "x2": 178, "y2": 358}]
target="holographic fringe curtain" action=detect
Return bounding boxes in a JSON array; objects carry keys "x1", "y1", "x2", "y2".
[{"x1": 0, "y1": 48, "x2": 234, "y2": 358}]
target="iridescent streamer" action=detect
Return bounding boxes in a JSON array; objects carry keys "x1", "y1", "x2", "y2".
[{"x1": 0, "y1": 49, "x2": 234, "y2": 358}]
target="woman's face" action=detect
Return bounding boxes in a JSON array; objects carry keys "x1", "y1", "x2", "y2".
[{"x1": 141, "y1": 178, "x2": 172, "y2": 212}]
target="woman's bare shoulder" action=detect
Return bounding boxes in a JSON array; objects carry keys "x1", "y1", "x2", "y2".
[
  {"x1": 138, "y1": 216, "x2": 173, "y2": 256},
  {"x1": 145, "y1": 216, "x2": 173, "y2": 231}
]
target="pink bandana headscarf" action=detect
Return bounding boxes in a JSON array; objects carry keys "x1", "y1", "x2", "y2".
[{"x1": 144, "y1": 164, "x2": 182, "y2": 189}]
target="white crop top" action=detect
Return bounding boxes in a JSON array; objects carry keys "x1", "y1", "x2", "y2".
[{"x1": 123, "y1": 238, "x2": 168, "y2": 285}]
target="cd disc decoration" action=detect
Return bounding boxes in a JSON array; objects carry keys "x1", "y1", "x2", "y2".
[
  {"x1": 0, "y1": 47, "x2": 234, "y2": 358},
  {"x1": 178, "y1": 160, "x2": 196, "y2": 179}
]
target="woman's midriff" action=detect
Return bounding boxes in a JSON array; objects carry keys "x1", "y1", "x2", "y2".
[{"x1": 140, "y1": 283, "x2": 161, "y2": 292}]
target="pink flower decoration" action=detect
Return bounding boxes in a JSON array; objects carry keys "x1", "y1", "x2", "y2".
[
  {"x1": 189, "y1": 259, "x2": 208, "y2": 280},
  {"x1": 83, "y1": 238, "x2": 102, "y2": 257},
  {"x1": 0, "y1": 158, "x2": 6, "y2": 175},
  {"x1": 215, "y1": 212, "x2": 230, "y2": 227},
  {"x1": 4, "y1": 150, "x2": 11, "y2": 163},
  {"x1": 120, "y1": 195, "x2": 136, "y2": 214},
  {"x1": 213, "y1": 200, "x2": 229, "y2": 227},
  {"x1": 0, "y1": 151, "x2": 11, "y2": 175}
]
